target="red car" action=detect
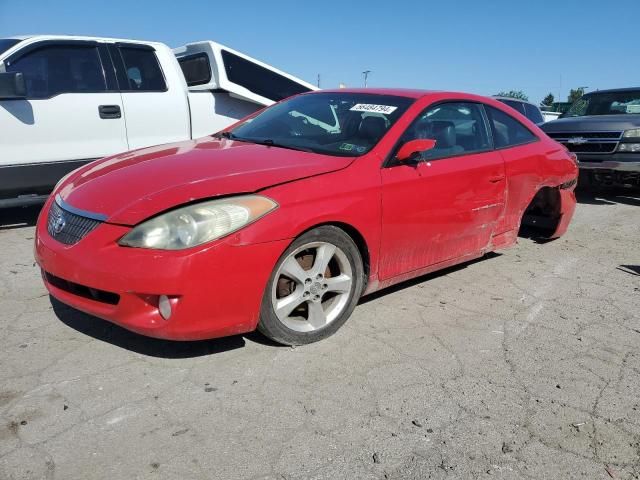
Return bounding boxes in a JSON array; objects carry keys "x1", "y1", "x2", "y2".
[{"x1": 35, "y1": 89, "x2": 578, "y2": 345}]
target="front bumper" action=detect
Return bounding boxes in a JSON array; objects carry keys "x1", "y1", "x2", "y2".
[
  {"x1": 577, "y1": 153, "x2": 640, "y2": 172},
  {"x1": 34, "y1": 200, "x2": 290, "y2": 340}
]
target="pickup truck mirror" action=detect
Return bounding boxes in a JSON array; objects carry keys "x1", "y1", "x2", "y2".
[
  {"x1": 0, "y1": 72, "x2": 26, "y2": 100},
  {"x1": 396, "y1": 138, "x2": 437, "y2": 162}
]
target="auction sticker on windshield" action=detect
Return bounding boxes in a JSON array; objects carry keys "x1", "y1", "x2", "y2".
[{"x1": 350, "y1": 104, "x2": 398, "y2": 114}]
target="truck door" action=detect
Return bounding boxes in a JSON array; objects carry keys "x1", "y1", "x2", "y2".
[
  {"x1": 110, "y1": 43, "x2": 190, "y2": 149},
  {"x1": 0, "y1": 40, "x2": 128, "y2": 197}
]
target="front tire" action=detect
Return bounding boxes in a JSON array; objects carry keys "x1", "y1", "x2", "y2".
[{"x1": 257, "y1": 226, "x2": 365, "y2": 345}]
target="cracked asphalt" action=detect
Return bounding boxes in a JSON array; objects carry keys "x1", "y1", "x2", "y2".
[{"x1": 1, "y1": 191, "x2": 639, "y2": 480}]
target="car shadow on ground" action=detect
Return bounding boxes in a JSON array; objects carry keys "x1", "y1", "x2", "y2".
[
  {"x1": 617, "y1": 265, "x2": 640, "y2": 276},
  {"x1": 50, "y1": 297, "x2": 283, "y2": 358},
  {"x1": 0, "y1": 205, "x2": 43, "y2": 230},
  {"x1": 576, "y1": 188, "x2": 640, "y2": 207},
  {"x1": 51, "y1": 254, "x2": 505, "y2": 356}
]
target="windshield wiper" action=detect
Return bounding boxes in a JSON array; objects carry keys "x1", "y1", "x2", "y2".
[{"x1": 236, "y1": 137, "x2": 316, "y2": 153}]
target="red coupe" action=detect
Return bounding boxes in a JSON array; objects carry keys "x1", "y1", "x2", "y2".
[{"x1": 35, "y1": 89, "x2": 578, "y2": 345}]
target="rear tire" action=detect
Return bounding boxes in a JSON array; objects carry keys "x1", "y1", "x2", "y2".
[{"x1": 257, "y1": 226, "x2": 365, "y2": 345}]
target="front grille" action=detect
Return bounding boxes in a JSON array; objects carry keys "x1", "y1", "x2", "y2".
[
  {"x1": 546, "y1": 131, "x2": 622, "y2": 140},
  {"x1": 564, "y1": 143, "x2": 618, "y2": 154},
  {"x1": 45, "y1": 271, "x2": 120, "y2": 305},
  {"x1": 546, "y1": 131, "x2": 622, "y2": 155},
  {"x1": 47, "y1": 200, "x2": 101, "y2": 245}
]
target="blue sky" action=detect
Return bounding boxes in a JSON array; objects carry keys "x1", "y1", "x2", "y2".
[{"x1": 1, "y1": 0, "x2": 638, "y2": 104}]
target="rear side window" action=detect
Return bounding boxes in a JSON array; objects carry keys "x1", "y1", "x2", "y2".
[
  {"x1": 6, "y1": 45, "x2": 106, "y2": 98},
  {"x1": 486, "y1": 106, "x2": 537, "y2": 148},
  {"x1": 221, "y1": 49, "x2": 311, "y2": 102},
  {"x1": 178, "y1": 53, "x2": 211, "y2": 86},
  {"x1": 119, "y1": 47, "x2": 166, "y2": 92},
  {"x1": 523, "y1": 103, "x2": 544, "y2": 124}
]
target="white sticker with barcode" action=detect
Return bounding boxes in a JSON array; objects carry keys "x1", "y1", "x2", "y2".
[{"x1": 350, "y1": 104, "x2": 398, "y2": 114}]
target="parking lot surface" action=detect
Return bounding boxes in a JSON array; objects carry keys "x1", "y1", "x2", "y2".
[{"x1": 1, "y1": 192, "x2": 639, "y2": 480}]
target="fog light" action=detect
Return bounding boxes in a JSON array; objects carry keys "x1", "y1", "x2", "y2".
[
  {"x1": 158, "y1": 295, "x2": 172, "y2": 320},
  {"x1": 618, "y1": 143, "x2": 640, "y2": 152}
]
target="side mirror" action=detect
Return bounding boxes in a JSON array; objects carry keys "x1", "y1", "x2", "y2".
[
  {"x1": 0, "y1": 72, "x2": 26, "y2": 99},
  {"x1": 396, "y1": 138, "x2": 436, "y2": 162}
]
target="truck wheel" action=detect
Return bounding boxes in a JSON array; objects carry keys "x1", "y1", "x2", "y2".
[{"x1": 258, "y1": 226, "x2": 365, "y2": 345}]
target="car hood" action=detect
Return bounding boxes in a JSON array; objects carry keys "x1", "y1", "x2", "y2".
[
  {"x1": 59, "y1": 137, "x2": 354, "y2": 225},
  {"x1": 541, "y1": 114, "x2": 640, "y2": 133}
]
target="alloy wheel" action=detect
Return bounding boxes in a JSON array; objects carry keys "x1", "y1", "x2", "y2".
[{"x1": 271, "y1": 241, "x2": 353, "y2": 332}]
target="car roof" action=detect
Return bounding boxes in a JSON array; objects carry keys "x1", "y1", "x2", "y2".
[
  {"x1": 310, "y1": 88, "x2": 502, "y2": 104},
  {"x1": 316, "y1": 88, "x2": 438, "y2": 99},
  {"x1": 584, "y1": 87, "x2": 640, "y2": 95},
  {"x1": 493, "y1": 96, "x2": 533, "y2": 105}
]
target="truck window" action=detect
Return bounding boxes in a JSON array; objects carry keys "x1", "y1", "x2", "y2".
[
  {"x1": 119, "y1": 47, "x2": 167, "y2": 92},
  {"x1": 565, "y1": 91, "x2": 640, "y2": 117},
  {"x1": 5, "y1": 45, "x2": 106, "y2": 99},
  {"x1": 221, "y1": 49, "x2": 311, "y2": 102},
  {"x1": 178, "y1": 53, "x2": 211, "y2": 86}
]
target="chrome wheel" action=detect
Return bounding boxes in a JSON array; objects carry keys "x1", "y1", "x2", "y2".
[{"x1": 271, "y1": 241, "x2": 353, "y2": 333}]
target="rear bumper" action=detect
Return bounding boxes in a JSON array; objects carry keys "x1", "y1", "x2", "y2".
[
  {"x1": 550, "y1": 188, "x2": 577, "y2": 239},
  {"x1": 34, "y1": 199, "x2": 290, "y2": 340}
]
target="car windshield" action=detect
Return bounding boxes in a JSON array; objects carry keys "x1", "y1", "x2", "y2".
[
  {"x1": 0, "y1": 39, "x2": 20, "y2": 56},
  {"x1": 228, "y1": 92, "x2": 415, "y2": 157},
  {"x1": 564, "y1": 90, "x2": 640, "y2": 117}
]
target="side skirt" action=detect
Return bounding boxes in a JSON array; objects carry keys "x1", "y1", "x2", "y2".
[{"x1": 363, "y1": 251, "x2": 485, "y2": 295}]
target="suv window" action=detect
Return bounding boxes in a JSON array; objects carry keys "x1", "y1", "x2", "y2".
[
  {"x1": 523, "y1": 103, "x2": 544, "y2": 124},
  {"x1": 221, "y1": 49, "x2": 311, "y2": 102},
  {"x1": 6, "y1": 45, "x2": 106, "y2": 98},
  {"x1": 501, "y1": 99, "x2": 526, "y2": 116},
  {"x1": 178, "y1": 53, "x2": 211, "y2": 86},
  {"x1": 486, "y1": 106, "x2": 537, "y2": 148},
  {"x1": 119, "y1": 47, "x2": 166, "y2": 91},
  {"x1": 397, "y1": 102, "x2": 491, "y2": 161}
]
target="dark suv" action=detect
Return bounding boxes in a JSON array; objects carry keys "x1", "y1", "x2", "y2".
[
  {"x1": 541, "y1": 88, "x2": 640, "y2": 189},
  {"x1": 494, "y1": 97, "x2": 545, "y2": 124}
]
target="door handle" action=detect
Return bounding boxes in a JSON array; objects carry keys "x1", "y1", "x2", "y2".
[
  {"x1": 489, "y1": 175, "x2": 505, "y2": 183},
  {"x1": 98, "y1": 105, "x2": 121, "y2": 119}
]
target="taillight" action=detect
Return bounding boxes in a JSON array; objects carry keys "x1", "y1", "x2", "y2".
[{"x1": 557, "y1": 142, "x2": 578, "y2": 165}]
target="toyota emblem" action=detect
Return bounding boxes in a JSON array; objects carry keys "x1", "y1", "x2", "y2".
[{"x1": 52, "y1": 211, "x2": 66, "y2": 234}]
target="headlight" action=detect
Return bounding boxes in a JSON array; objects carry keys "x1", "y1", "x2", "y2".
[
  {"x1": 623, "y1": 128, "x2": 640, "y2": 138},
  {"x1": 618, "y1": 143, "x2": 640, "y2": 153},
  {"x1": 118, "y1": 195, "x2": 278, "y2": 250}
]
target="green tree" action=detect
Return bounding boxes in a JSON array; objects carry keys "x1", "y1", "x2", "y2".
[
  {"x1": 541, "y1": 93, "x2": 555, "y2": 107},
  {"x1": 567, "y1": 88, "x2": 585, "y2": 103},
  {"x1": 495, "y1": 90, "x2": 529, "y2": 101}
]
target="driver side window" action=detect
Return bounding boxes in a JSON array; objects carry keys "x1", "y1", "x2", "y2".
[{"x1": 397, "y1": 102, "x2": 491, "y2": 161}]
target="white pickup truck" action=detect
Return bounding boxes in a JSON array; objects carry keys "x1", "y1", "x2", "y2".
[{"x1": 0, "y1": 35, "x2": 315, "y2": 207}]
